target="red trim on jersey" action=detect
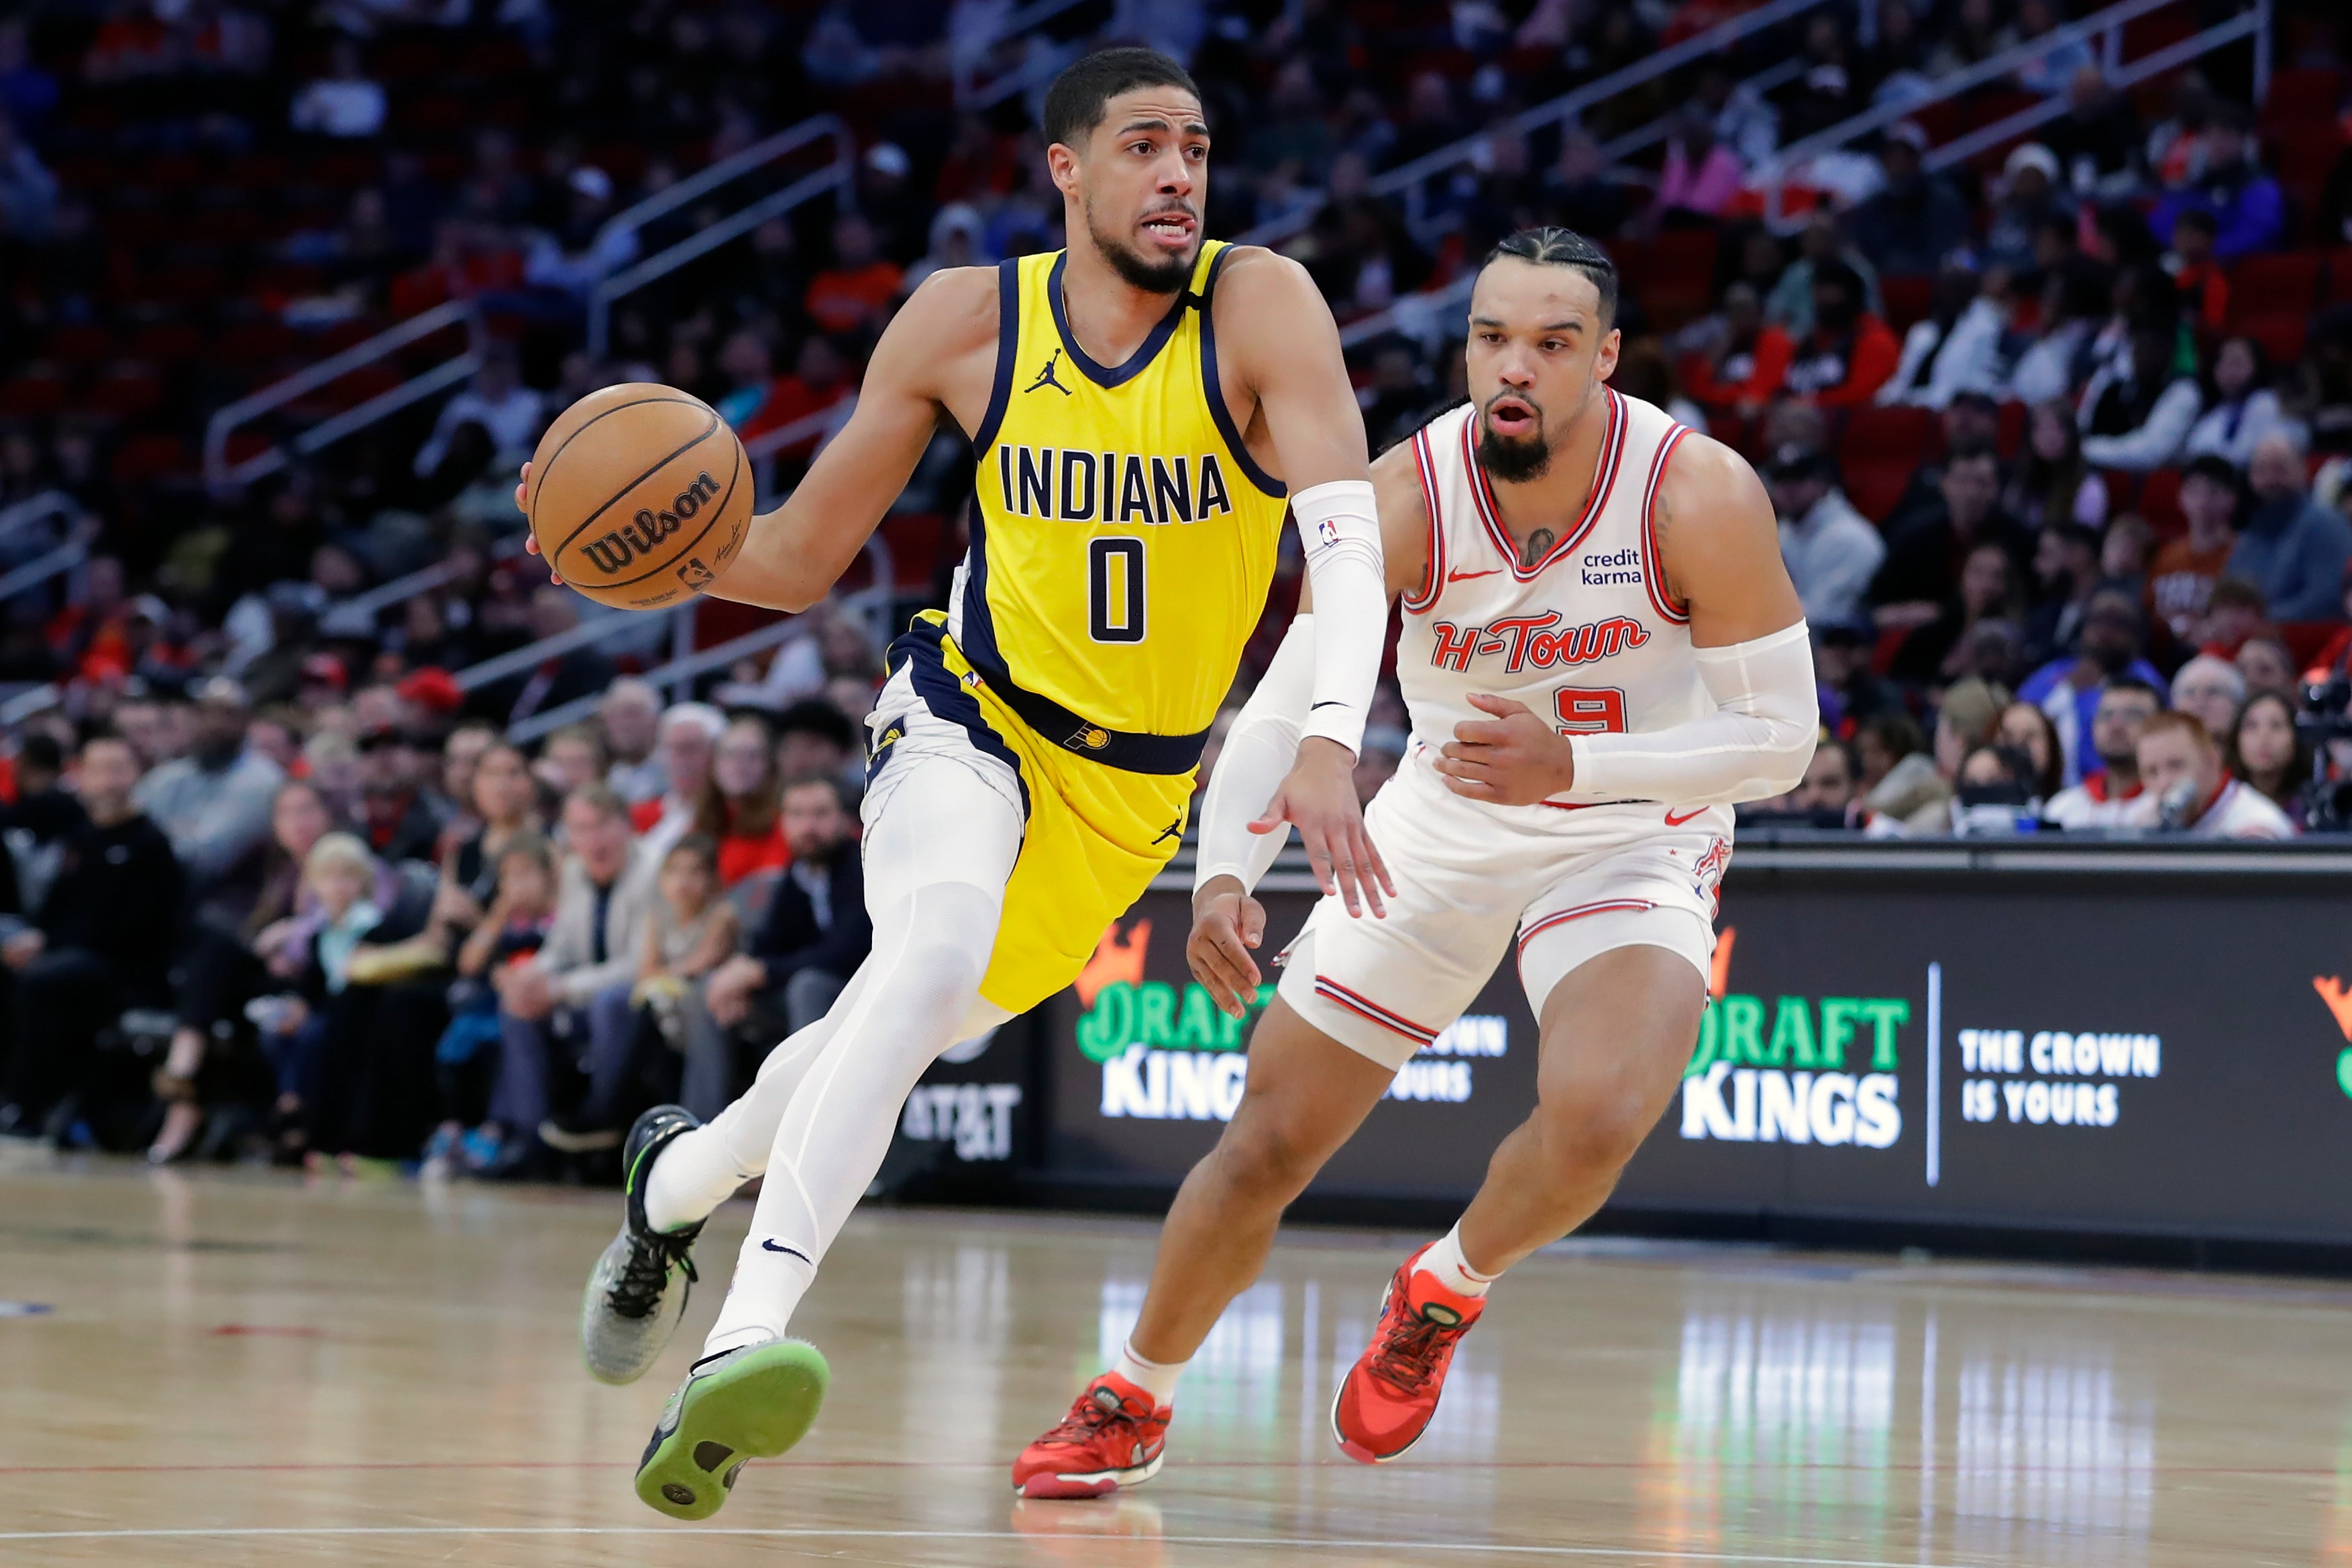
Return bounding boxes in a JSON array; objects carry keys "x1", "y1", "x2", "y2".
[
  {"x1": 1401, "y1": 423, "x2": 1444, "y2": 615},
  {"x1": 1639, "y1": 423, "x2": 1692, "y2": 626},
  {"x1": 1462, "y1": 387, "x2": 1625, "y2": 581},
  {"x1": 1314, "y1": 976, "x2": 1440, "y2": 1044},
  {"x1": 2081, "y1": 772, "x2": 2143, "y2": 803},
  {"x1": 1515, "y1": 899, "x2": 1657, "y2": 956}
]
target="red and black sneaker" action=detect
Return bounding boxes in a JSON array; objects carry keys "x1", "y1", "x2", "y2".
[
  {"x1": 1012, "y1": 1372, "x2": 1171, "y2": 1499},
  {"x1": 1330, "y1": 1243, "x2": 1486, "y2": 1464}
]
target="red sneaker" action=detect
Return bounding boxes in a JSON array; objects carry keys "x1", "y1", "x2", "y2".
[
  {"x1": 1012, "y1": 1372, "x2": 1171, "y2": 1499},
  {"x1": 1330, "y1": 1243, "x2": 1485, "y2": 1464}
]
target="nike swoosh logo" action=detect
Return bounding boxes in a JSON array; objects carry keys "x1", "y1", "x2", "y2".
[
  {"x1": 1447, "y1": 567, "x2": 1503, "y2": 582},
  {"x1": 1664, "y1": 807, "x2": 1709, "y2": 826},
  {"x1": 1311, "y1": 700, "x2": 1347, "y2": 710},
  {"x1": 759, "y1": 1239, "x2": 812, "y2": 1262}
]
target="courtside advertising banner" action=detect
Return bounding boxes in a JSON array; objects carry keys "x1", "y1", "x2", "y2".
[{"x1": 1043, "y1": 867, "x2": 2352, "y2": 1243}]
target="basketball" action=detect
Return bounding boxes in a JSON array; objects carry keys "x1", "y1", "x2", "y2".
[{"x1": 525, "y1": 382, "x2": 753, "y2": 610}]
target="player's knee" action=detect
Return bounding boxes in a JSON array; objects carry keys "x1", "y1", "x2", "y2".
[
  {"x1": 1212, "y1": 1114, "x2": 1325, "y2": 1202},
  {"x1": 1534, "y1": 1086, "x2": 1656, "y2": 1182}
]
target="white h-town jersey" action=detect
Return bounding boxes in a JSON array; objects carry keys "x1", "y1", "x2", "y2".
[{"x1": 1394, "y1": 390, "x2": 1725, "y2": 835}]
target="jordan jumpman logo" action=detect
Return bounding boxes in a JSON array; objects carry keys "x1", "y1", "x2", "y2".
[{"x1": 1024, "y1": 350, "x2": 1073, "y2": 396}]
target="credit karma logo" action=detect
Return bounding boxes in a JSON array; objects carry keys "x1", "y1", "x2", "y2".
[{"x1": 1677, "y1": 928, "x2": 1909, "y2": 1149}]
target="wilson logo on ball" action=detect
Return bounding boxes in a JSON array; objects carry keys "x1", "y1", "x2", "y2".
[{"x1": 578, "y1": 471, "x2": 723, "y2": 575}]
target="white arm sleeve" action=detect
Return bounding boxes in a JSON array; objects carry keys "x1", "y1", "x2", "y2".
[
  {"x1": 1561, "y1": 621, "x2": 1819, "y2": 806},
  {"x1": 1289, "y1": 480, "x2": 1386, "y2": 757},
  {"x1": 1194, "y1": 615, "x2": 1314, "y2": 895}
]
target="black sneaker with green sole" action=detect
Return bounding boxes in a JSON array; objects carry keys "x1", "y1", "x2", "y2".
[
  {"x1": 580, "y1": 1105, "x2": 704, "y2": 1385},
  {"x1": 635, "y1": 1338, "x2": 831, "y2": 1520}
]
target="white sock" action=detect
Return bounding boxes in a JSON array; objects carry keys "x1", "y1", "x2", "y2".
[
  {"x1": 1417, "y1": 1223, "x2": 1499, "y2": 1298},
  {"x1": 1113, "y1": 1341, "x2": 1186, "y2": 1406}
]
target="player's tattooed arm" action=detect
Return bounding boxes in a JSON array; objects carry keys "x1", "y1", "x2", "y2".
[{"x1": 1652, "y1": 433, "x2": 1800, "y2": 645}]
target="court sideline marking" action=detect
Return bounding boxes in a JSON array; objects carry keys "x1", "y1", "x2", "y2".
[{"x1": 0, "y1": 1525, "x2": 1964, "y2": 1565}]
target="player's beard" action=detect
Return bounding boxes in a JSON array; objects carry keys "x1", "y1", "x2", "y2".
[
  {"x1": 1473, "y1": 393, "x2": 1553, "y2": 484},
  {"x1": 1084, "y1": 195, "x2": 1197, "y2": 294}
]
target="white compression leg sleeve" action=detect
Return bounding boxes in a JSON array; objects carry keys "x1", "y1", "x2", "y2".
[
  {"x1": 702, "y1": 752, "x2": 1022, "y2": 1356},
  {"x1": 645, "y1": 969, "x2": 1012, "y2": 1234}
]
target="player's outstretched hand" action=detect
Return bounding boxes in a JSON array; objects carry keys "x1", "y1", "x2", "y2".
[
  {"x1": 1253, "y1": 736, "x2": 1392, "y2": 919},
  {"x1": 1189, "y1": 875, "x2": 1267, "y2": 1020},
  {"x1": 1437, "y1": 693, "x2": 1576, "y2": 805},
  {"x1": 513, "y1": 462, "x2": 567, "y2": 584}
]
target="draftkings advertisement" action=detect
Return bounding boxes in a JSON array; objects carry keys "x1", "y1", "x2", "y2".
[{"x1": 1034, "y1": 866, "x2": 2352, "y2": 1243}]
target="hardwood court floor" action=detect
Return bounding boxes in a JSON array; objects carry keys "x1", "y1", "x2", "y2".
[{"x1": 6, "y1": 1152, "x2": 2352, "y2": 1565}]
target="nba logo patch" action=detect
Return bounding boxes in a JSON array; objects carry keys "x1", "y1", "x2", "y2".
[{"x1": 1317, "y1": 519, "x2": 1340, "y2": 548}]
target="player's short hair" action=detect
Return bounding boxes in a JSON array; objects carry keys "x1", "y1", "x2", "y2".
[
  {"x1": 1043, "y1": 48, "x2": 1201, "y2": 149},
  {"x1": 1481, "y1": 227, "x2": 1619, "y2": 328},
  {"x1": 2139, "y1": 708, "x2": 2217, "y2": 750}
]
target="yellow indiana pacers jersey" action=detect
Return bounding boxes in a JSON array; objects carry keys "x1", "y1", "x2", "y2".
[{"x1": 952, "y1": 240, "x2": 1287, "y2": 759}]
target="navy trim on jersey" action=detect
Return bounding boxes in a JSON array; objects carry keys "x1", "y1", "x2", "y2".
[
  {"x1": 1195, "y1": 245, "x2": 1285, "y2": 499},
  {"x1": 884, "y1": 616, "x2": 1031, "y2": 819},
  {"x1": 969, "y1": 258, "x2": 1022, "y2": 453},
  {"x1": 1048, "y1": 250, "x2": 1189, "y2": 389}
]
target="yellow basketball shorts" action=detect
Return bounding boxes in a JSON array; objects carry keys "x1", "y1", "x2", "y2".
[{"x1": 867, "y1": 619, "x2": 1192, "y2": 1016}]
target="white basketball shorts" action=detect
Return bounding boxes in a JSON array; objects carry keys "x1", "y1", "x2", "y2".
[{"x1": 1276, "y1": 753, "x2": 1727, "y2": 1071}]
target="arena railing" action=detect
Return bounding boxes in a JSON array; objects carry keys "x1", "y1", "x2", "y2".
[
  {"x1": 1751, "y1": 0, "x2": 2270, "y2": 223},
  {"x1": 743, "y1": 397, "x2": 857, "y2": 502},
  {"x1": 499, "y1": 535, "x2": 898, "y2": 744},
  {"x1": 586, "y1": 117, "x2": 858, "y2": 357},
  {"x1": 207, "y1": 115, "x2": 859, "y2": 490},
  {"x1": 953, "y1": 0, "x2": 1103, "y2": 111},
  {"x1": 1234, "y1": 0, "x2": 1843, "y2": 255}
]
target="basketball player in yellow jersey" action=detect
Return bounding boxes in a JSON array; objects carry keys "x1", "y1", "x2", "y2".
[{"x1": 528, "y1": 48, "x2": 1397, "y2": 1521}]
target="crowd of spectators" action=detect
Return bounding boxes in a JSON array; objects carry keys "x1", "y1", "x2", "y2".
[
  {"x1": 0, "y1": 671, "x2": 876, "y2": 1172},
  {"x1": 3, "y1": 2, "x2": 2352, "y2": 1165}
]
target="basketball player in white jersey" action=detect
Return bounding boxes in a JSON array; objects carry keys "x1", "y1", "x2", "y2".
[{"x1": 1012, "y1": 227, "x2": 1817, "y2": 1497}]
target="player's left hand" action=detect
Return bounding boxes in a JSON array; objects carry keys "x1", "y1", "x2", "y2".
[
  {"x1": 1436, "y1": 693, "x2": 1576, "y2": 806},
  {"x1": 514, "y1": 462, "x2": 566, "y2": 585},
  {"x1": 1256, "y1": 736, "x2": 1393, "y2": 919}
]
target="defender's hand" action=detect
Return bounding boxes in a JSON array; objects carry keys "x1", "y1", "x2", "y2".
[
  {"x1": 515, "y1": 462, "x2": 567, "y2": 585},
  {"x1": 1437, "y1": 693, "x2": 1576, "y2": 806},
  {"x1": 1254, "y1": 736, "x2": 1391, "y2": 918},
  {"x1": 1188, "y1": 875, "x2": 1267, "y2": 1020}
]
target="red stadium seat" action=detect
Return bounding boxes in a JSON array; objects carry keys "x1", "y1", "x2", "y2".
[
  {"x1": 2329, "y1": 247, "x2": 2352, "y2": 303},
  {"x1": 1996, "y1": 400, "x2": 2026, "y2": 460},
  {"x1": 2260, "y1": 68, "x2": 2344, "y2": 129},
  {"x1": 2239, "y1": 315, "x2": 2310, "y2": 364},
  {"x1": 1844, "y1": 459, "x2": 1915, "y2": 524},
  {"x1": 1879, "y1": 275, "x2": 1935, "y2": 332},
  {"x1": 74, "y1": 369, "x2": 164, "y2": 421},
  {"x1": 41, "y1": 325, "x2": 114, "y2": 366},
  {"x1": 2137, "y1": 467, "x2": 2185, "y2": 539},
  {"x1": 1841, "y1": 404, "x2": 1937, "y2": 460},
  {"x1": 110, "y1": 434, "x2": 191, "y2": 484},
  {"x1": 2228, "y1": 251, "x2": 2324, "y2": 321},
  {"x1": 0, "y1": 376, "x2": 66, "y2": 418}
]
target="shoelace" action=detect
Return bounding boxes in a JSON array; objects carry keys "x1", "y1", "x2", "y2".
[
  {"x1": 1041, "y1": 1386, "x2": 1150, "y2": 1447},
  {"x1": 1367, "y1": 1303, "x2": 1466, "y2": 1397},
  {"x1": 607, "y1": 1230, "x2": 698, "y2": 1321}
]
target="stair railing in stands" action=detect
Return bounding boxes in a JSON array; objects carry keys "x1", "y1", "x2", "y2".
[
  {"x1": 498, "y1": 535, "x2": 896, "y2": 744},
  {"x1": 1752, "y1": 0, "x2": 2269, "y2": 223},
  {"x1": 586, "y1": 116, "x2": 858, "y2": 357},
  {"x1": 207, "y1": 115, "x2": 858, "y2": 490},
  {"x1": 1234, "y1": 0, "x2": 1842, "y2": 255},
  {"x1": 953, "y1": 0, "x2": 1103, "y2": 111}
]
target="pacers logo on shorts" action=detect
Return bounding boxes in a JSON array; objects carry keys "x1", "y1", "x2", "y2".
[{"x1": 1067, "y1": 725, "x2": 1112, "y2": 752}]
